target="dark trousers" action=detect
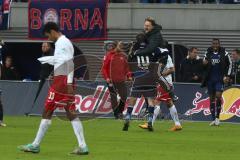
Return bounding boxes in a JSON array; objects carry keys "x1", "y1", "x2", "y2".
[
  {"x1": 0, "y1": 95, "x2": 3, "y2": 121},
  {"x1": 34, "y1": 78, "x2": 46, "y2": 103},
  {"x1": 108, "y1": 81, "x2": 127, "y2": 115}
]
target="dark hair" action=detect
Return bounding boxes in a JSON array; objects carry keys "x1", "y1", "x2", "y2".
[
  {"x1": 189, "y1": 47, "x2": 198, "y2": 53},
  {"x1": 5, "y1": 55, "x2": 12, "y2": 59},
  {"x1": 162, "y1": 39, "x2": 169, "y2": 48},
  {"x1": 42, "y1": 42, "x2": 52, "y2": 47},
  {"x1": 233, "y1": 48, "x2": 240, "y2": 55},
  {"x1": 145, "y1": 17, "x2": 156, "y2": 26},
  {"x1": 42, "y1": 22, "x2": 59, "y2": 34},
  {"x1": 136, "y1": 33, "x2": 146, "y2": 43},
  {"x1": 212, "y1": 38, "x2": 220, "y2": 43},
  {"x1": 104, "y1": 40, "x2": 117, "y2": 51}
]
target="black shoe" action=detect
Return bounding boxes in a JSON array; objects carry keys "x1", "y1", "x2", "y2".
[
  {"x1": 118, "y1": 113, "x2": 123, "y2": 120},
  {"x1": 122, "y1": 120, "x2": 129, "y2": 131},
  {"x1": 114, "y1": 113, "x2": 119, "y2": 119},
  {"x1": 113, "y1": 109, "x2": 119, "y2": 119},
  {"x1": 173, "y1": 95, "x2": 179, "y2": 102},
  {"x1": 148, "y1": 122, "x2": 154, "y2": 132}
]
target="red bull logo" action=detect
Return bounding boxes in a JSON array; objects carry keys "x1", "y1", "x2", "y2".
[
  {"x1": 55, "y1": 85, "x2": 145, "y2": 116},
  {"x1": 220, "y1": 88, "x2": 240, "y2": 120},
  {"x1": 185, "y1": 92, "x2": 210, "y2": 116},
  {"x1": 185, "y1": 88, "x2": 240, "y2": 121}
]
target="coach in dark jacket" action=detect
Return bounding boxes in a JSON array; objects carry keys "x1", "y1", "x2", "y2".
[
  {"x1": 135, "y1": 18, "x2": 163, "y2": 57},
  {"x1": 123, "y1": 17, "x2": 170, "y2": 131},
  {"x1": 180, "y1": 47, "x2": 203, "y2": 83}
]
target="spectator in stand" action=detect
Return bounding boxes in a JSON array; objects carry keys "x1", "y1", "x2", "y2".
[
  {"x1": 0, "y1": 90, "x2": 6, "y2": 127},
  {"x1": 39, "y1": 42, "x2": 54, "y2": 81},
  {"x1": 231, "y1": 49, "x2": 240, "y2": 84},
  {"x1": 13, "y1": 0, "x2": 28, "y2": 2},
  {"x1": 110, "y1": 0, "x2": 128, "y2": 2},
  {"x1": 33, "y1": 42, "x2": 54, "y2": 103},
  {"x1": 140, "y1": 0, "x2": 177, "y2": 2},
  {"x1": 0, "y1": 56, "x2": 19, "y2": 80},
  {"x1": 180, "y1": 47, "x2": 203, "y2": 83}
]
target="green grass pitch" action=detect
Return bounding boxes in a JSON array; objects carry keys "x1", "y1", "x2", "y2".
[{"x1": 0, "y1": 116, "x2": 239, "y2": 160}]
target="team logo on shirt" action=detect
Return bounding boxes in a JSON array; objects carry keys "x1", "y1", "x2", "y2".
[{"x1": 211, "y1": 59, "x2": 220, "y2": 65}]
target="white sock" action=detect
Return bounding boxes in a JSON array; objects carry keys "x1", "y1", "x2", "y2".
[
  {"x1": 152, "y1": 105, "x2": 161, "y2": 126},
  {"x1": 169, "y1": 105, "x2": 181, "y2": 126},
  {"x1": 71, "y1": 118, "x2": 87, "y2": 148},
  {"x1": 32, "y1": 119, "x2": 51, "y2": 147}
]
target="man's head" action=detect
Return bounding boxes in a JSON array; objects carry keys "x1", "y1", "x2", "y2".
[
  {"x1": 136, "y1": 33, "x2": 146, "y2": 44},
  {"x1": 5, "y1": 56, "x2": 13, "y2": 68},
  {"x1": 211, "y1": 38, "x2": 220, "y2": 52},
  {"x1": 104, "y1": 41, "x2": 117, "y2": 52},
  {"x1": 42, "y1": 42, "x2": 51, "y2": 54},
  {"x1": 231, "y1": 49, "x2": 240, "y2": 62},
  {"x1": 188, "y1": 47, "x2": 198, "y2": 59},
  {"x1": 115, "y1": 41, "x2": 124, "y2": 52},
  {"x1": 42, "y1": 22, "x2": 61, "y2": 42},
  {"x1": 144, "y1": 17, "x2": 156, "y2": 33}
]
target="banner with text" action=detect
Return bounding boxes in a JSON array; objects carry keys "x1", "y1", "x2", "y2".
[
  {"x1": 0, "y1": 81, "x2": 240, "y2": 123},
  {"x1": 28, "y1": 0, "x2": 108, "y2": 40}
]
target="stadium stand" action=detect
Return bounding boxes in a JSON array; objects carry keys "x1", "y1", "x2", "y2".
[{"x1": 1, "y1": 28, "x2": 240, "y2": 79}]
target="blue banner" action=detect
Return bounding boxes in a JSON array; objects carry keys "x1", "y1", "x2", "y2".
[{"x1": 28, "y1": 0, "x2": 108, "y2": 40}]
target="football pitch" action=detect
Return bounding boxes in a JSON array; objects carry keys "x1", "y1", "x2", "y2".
[{"x1": 0, "y1": 117, "x2": 239, "y2": 160}]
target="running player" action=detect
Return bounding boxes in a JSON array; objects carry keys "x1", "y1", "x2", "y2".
[
  {"x1": 139, "y1": 54, "x2": 182, "y2": 131},
  {"x1": 18, "y1": 22, "x2": 88, "y2": 155}
]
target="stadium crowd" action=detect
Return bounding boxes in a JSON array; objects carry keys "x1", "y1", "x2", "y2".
[
  {"x1": 12, "y1": 0, "x2": 240, "y2": 4},
  {"x1": 1, "y1": 41, "x2": 240, "y2": 84}
]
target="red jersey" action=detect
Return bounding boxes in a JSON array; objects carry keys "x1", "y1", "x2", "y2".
[{"x1": 101, "y1": 50, "x2": 132, "y2": 82}]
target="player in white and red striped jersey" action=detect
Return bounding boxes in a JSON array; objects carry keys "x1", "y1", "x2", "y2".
[{"x1": 18, "y1": 22, "x2": 88, "y2": 155}]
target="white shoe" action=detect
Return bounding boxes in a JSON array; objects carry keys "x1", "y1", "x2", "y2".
[
  {"x1": 209, "y1": 120, "x2": 216, "y2": 126},
  {"x1": 0, "y1": 122, "x2": 7, "y2": 127},
  {"x1": 215, "y1": 118, "x2": 220, "y2": 126}
]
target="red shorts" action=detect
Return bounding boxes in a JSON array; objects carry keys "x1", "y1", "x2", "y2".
[
  {"x1": 156, "y1": 85, "x2": 172, "y2": 102},
  {"x1": 45, "y1": 75, "x2": 75, "y2": 111}
]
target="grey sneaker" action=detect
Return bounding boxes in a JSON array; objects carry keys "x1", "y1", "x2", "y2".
[
  {"x1": 17, "y1": 144, "x2": 40, "y2": 153},
  {"x1": 215, "y1": 118, "x2": 220, "y2": 126},
  {"x1": 0, "y1": 122, "x2": 6, "y2": 127},
  {"x1": 209, "y1": 120, "x2": 216, "y2": 126},
  {"x1": 70, "y1": 146, "x2": 89, "y2": 155}
]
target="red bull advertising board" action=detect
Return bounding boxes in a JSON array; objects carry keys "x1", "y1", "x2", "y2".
[{"x1": 0, "y1": 81, "x2": 239, "y2": 122}]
